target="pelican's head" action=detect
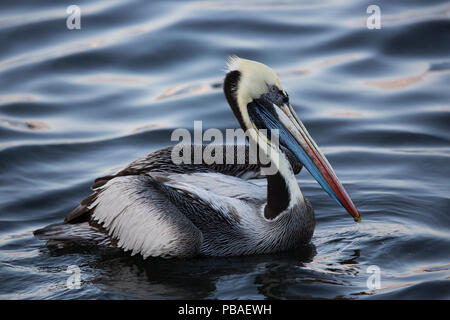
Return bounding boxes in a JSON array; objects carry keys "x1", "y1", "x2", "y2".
[{"x1": 223, "y1": 56, "x2": 361, "y2": 223}]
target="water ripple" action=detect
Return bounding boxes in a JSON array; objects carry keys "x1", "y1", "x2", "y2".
[{"x1": 0, "y1": 0, "x2": 449, "y2": 300}]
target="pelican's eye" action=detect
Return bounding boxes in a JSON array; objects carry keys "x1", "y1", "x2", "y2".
[
  {"x1": 261, "y1": 84, "x2": 286, "y2": 107},
  {"x1": 269, "y1": 84, "x2": 278, "y2": 93}
]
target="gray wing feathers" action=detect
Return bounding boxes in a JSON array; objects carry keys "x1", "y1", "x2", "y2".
[
  {"x1": 160, "y1": 172, "x2": 266, "y2": 204},
  {"x1": 33, "y1": 221, "x2": 111, "y2": 245},
  {"x1": 110, "y1": 144, "x2": 263, "y2": 181},
  {"x1": 89, "y1": 175, "x2": 202, "y2": 258}
]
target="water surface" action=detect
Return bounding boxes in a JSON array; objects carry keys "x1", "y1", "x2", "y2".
[{"x1": 1, "y1": 0, "x2": 449, "y2": 299}]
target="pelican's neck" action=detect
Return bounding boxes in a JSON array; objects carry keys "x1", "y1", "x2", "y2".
[{"x1": 261, "y1": 144, "x2": 304, "y2": 219}]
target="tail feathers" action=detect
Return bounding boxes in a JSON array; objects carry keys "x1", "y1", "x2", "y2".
[
  {"x1": 33, "y1": 222, "x2": 111, "y2": 245},
  {"x1": 64, "y1": 193, "x2": 97, "y2": 223}
]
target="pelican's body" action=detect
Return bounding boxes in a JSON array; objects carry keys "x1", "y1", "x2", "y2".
[{"x1": 34, "y1": 57, "x2": 360, "y2": 258}]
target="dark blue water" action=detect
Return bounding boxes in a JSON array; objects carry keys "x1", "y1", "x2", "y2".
[{"x1": 1, "y1": 0, "x2": 449, "y2": 299}]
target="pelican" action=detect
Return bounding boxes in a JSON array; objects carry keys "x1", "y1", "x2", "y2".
[{"x1": 34, "y1": 57, "x2": 361, "y2": 258}]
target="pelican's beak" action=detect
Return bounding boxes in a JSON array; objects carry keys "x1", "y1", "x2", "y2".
[
  {"x1": 248, "y1": 98, "x2": 361, "y2": 222},
  {"x1": 278, "y1": 103, "x2": 361, "y2": 222}
]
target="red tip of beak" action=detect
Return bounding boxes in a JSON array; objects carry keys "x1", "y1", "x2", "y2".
[{"x1": 303, "y1": 135, "x2": 362, "y2": 223}]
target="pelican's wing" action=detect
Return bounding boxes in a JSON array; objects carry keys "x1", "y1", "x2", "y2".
[
  {"x1": 159, "y1": 171, "x2": 267, "y2": 204},
  {"x1": 61, "y1": 175, "x2": 202, "y2": 258},
  {"x1": 91, "y1": 144, "x2": 302, "y2": 189},
  {"x1": 65, "y1": 144, "x2": 301, "y2": 224},
  {"x1": 63, "y1": 144, "x2": 262, "y2": 224},
  {"x1": 58, "y1": 172, "x2": 263, "y2": 258}
]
